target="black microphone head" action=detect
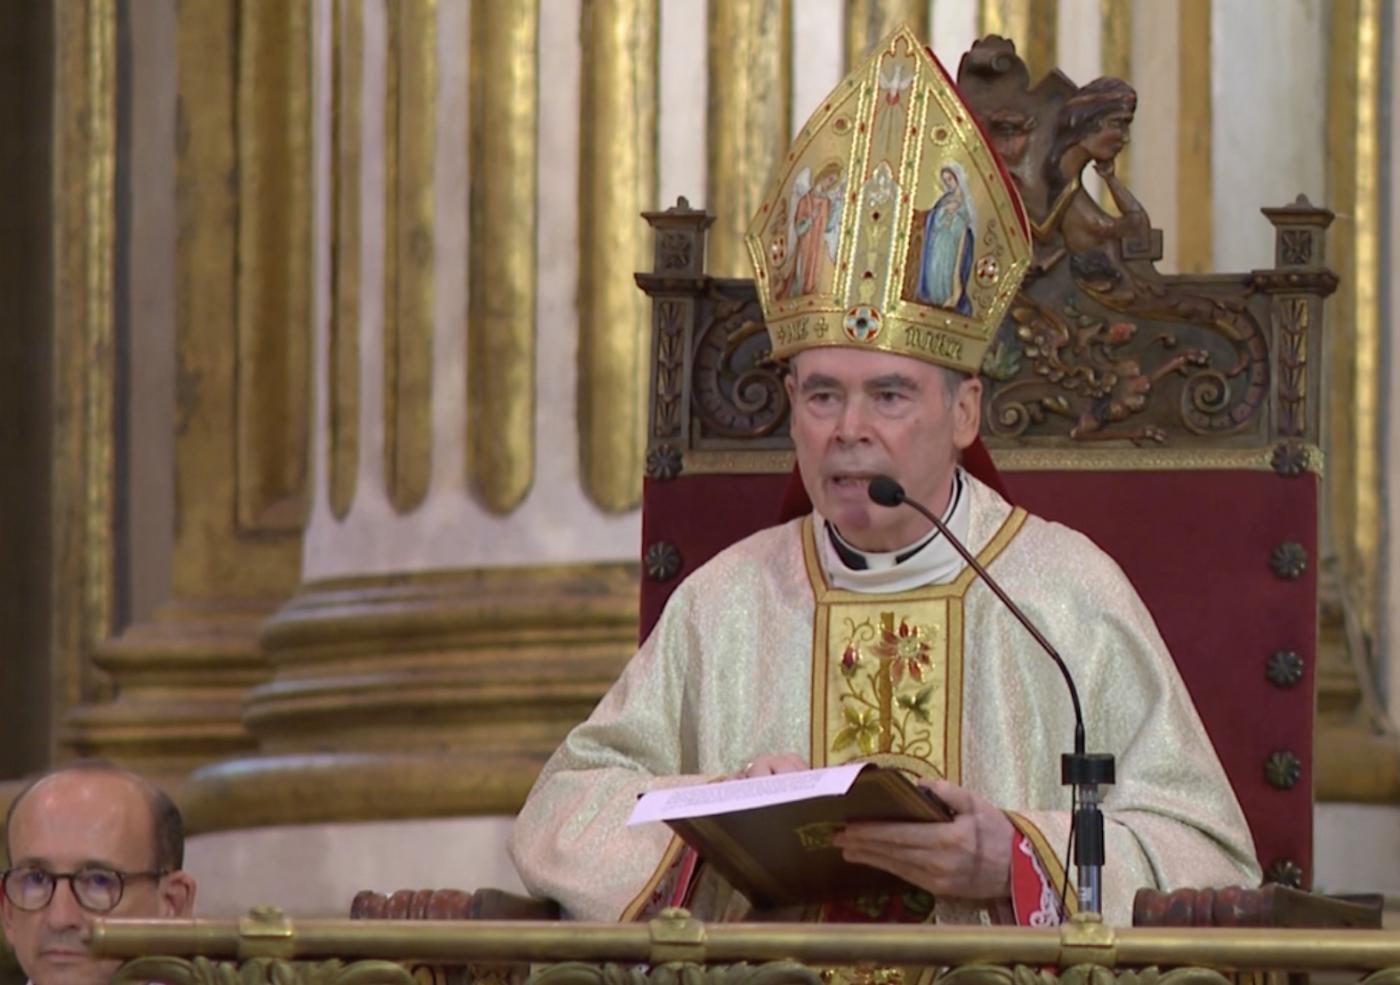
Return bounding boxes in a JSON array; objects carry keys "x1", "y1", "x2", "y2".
[{"x1": 867, "y1": 475, "x2": 906, "y2": 507}]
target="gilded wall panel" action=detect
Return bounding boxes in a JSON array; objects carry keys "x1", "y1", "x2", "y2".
[
  {"x1": 1099, "y1": 0, "x2": 1131, "y2": 195},
  {"x1": 237, "y1": 0, "x2": 312, "y2": 533},
  {"x1": 329, "y1": 0, "x2": 363, "y2": 521},
  {"x1": 172, "y1": 0, "x2": 301, "y2": 596},
  {"x1": 844, "y1": 0, "x2": 929, "y2": 69},
  {"x1": 466, "y1": 1, "x2": 538, "y2": 514},
  {"x1": 383, "y1": 0, "x2": 436, "y2": 514},
  {"x1": 578, "y1": 0, "x2": 657, "y2": 513},
  {"x1": 1324, "y1": 0, "x2": 1383, "y2": 643},
  {"x1": 52, "y1": 0, "x2": 117, "y2": 714},
  {"x1": 1176, "y1": 0, "x2": 1212, "y2": 274},
  {"x1": 707, "y1": 0, "x2": 791, "y2": 278}
]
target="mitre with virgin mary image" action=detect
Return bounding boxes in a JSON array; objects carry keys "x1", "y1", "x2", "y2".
[{"x1": 745, "y1": 24, "x2": 1032, "y2": 377}]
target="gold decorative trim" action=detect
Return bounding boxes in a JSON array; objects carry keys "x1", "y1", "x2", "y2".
[
  {"x1": 978, "y1": 0, "x2": 1058, "y2": 84},
  {"x1": 620, "y1": 835, "x2": 689, "y2": 922},
  {"x1": 678, "y1": 446, "x2": 1323, "y2": 476},
  {"x1": 682, "y1": 449, "x2": 796, "y2": 475},
  {"x1": 1325, "y1": 0, "x2": 1382, "y2": 644},
  {"x1": 579, "y1": 0, "x2": 657, "y2": 513},
  {"x1": 1176, "y1": 0, "x2": 1212, "y2": 274},
  {"x1": 843, "y1": 0, "x2": 929, "y2": 70},
  {"x1": 329, "y1": 0, "x2": 363, "y2": 520},
  {"x1": 706, "y1": 0, "x2": 790, "y2": 278},
  {"x1": 467, "y1": 1, "x2": 538, "y2": 514},
  {"x1": 992, "y1": 445, "x2": 1324, "y2": 475},
  {"x1": 52, "y1": 0, "x2": 117, "y2": 715},
  {"x1": 1006, "y1": 810, "x2": 1080, "y2": 917},
  {"x1": 383, "y1": 0, "x2": 436, "y2": 514},
  {"x1": 236, "y1": 0, "x2": 311, "y2": 534}
]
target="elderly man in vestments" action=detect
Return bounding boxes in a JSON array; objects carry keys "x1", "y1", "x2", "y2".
[{"x1": 509, "y1": 27, "x2": 1260, "y2": 929}]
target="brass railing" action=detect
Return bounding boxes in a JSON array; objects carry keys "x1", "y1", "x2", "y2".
[{"x1": 90, "y1": 908, "x2": 1400, "y2": 985}]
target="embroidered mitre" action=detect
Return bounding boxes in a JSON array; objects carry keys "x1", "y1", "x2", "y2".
[{"x1": 744, "y1": 25, "x2": 1031, "y2": 375}]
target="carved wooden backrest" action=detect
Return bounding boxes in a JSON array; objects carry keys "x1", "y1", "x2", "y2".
[{"x1": 636, "y1": 38, "x2": 1334, "y2": 891}]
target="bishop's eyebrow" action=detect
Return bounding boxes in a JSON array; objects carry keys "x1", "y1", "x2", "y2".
[
  {"x1": 865, "y1": 373, "x2": 921, "y2": 392},
  {"x1": 798, "y1": 372, "x2": 843, "y2": 393}
]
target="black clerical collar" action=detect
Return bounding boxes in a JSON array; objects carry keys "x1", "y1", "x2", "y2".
[{"x1": 826, "y1": 472, "x2": 964, "y2": 571}]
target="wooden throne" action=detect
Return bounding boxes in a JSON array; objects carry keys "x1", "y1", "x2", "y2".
[{"x1": 633, "y1": 37, "x2": 1335, "y2": 894}]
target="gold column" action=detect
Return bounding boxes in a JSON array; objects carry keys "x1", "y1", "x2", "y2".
[
  {"x1": 329, "y1": 0, "x2": 363, "y2": 520},
  {"x1": 844, "y1": 0, "x2": 929, "y2": 69},
  {"x1": 578, "y1": 0, "x2": 657, "y2": 513},
  {"x1": 238, "y1": 0, "x2": 311, "y2": 533},
  {"x1": 181, "y1": 1, "x2": 641, "y2": 835},
  {"x1": 1176, "y1": 0, "x2": 1211, "y2": 274},
  {"x1": 467, "y1": 2, "x2": 538, "y2": 514},
  {"x1": 60, "y1": 0, "x2": 308, "y2": 777},
  {"x1": 707, "y1": 0, "x2": 791, "y2": 278},
  {"x1": 1325, "y1": 0, "x2": 1382, "y2": 641},
  {"x1": 978, "y1": 0, "x2": 1057, "y2": 84},
  {"x1": 52, "y1": 0, "x2": 117, "y2": 721},
  {"x1": 383, "y1": 0, "x2": 436, "y2": 513}
]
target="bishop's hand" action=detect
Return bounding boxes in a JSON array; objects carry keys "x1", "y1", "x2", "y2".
[
  {"x1": 729, "y1": 753, "x2": 808, "y2": 780},
  {"x1": 831, "y1": 778, "x2": 1013, "y2": 899}
]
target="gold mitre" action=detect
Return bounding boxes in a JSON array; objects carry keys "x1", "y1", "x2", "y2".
[{"x1": 745, "y1": 25, "x2": 1031, "y2": 375}]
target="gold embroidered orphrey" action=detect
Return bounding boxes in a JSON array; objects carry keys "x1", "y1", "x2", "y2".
[
  {"x1": 801, "y1": 509, "x2": 1028, "y2": 781},
  {"x1": 745, "y1": 24, "x2": 1032, "y2": 376}
]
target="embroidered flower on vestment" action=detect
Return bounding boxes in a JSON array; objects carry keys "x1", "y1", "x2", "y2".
[
  {"x1": 833, "y1": 704, "x2": 884, "y2": 755},
  {"x1": 875, "y1": 619, "x2": 933, "y2": 684}
]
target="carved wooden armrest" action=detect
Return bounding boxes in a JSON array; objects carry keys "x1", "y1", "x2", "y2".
[
  {"x1": 350, "y1": 887, "x2": 560, "y2": 921},
  {"x1": 1133, "y1": 885, "x2": 1383, "y2": 928}
]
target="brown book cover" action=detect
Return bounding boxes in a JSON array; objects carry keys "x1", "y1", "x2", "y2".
[{"x1": 665, "y1": 765, "x2": 953, "y2": 907}]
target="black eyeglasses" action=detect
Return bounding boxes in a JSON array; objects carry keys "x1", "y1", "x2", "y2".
[{"x1": 1, "y1": 865, "x2": 167, "y2": 913}]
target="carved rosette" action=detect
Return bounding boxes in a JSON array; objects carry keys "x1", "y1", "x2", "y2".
[
  {"x1": 1264, "y1": 750, "x2": 1303, "y2": 790},
  {"x1": 1271, "y1": 441, "x2": 1311, "y2": 476},
  {"x1": 645, "y1": 444, "x2": 683, "y2": 481},
  {"x1": 1269, "y1": 542, "x2": 1308, "y2": 580},
  {"x1": 1266, "y1": 650, "x2": 1304, "y2": 688},
  {"x1": 1264, "y1": 858, "x2": 1305, "y2": 889},
  {"x1": 645, "y1": 542, "x2": 682, "y2": 582}
]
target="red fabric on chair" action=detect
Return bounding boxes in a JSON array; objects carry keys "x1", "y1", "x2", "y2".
[
  {"x1": 640, "y1": 473, "x2": 793, "y2": 640},
  {"x1": 1002, "y1": 469, "x2": 1316, "y2": 886}
]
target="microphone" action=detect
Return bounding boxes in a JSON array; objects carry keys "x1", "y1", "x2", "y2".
[{"x1": 867, "y1": 474, "x2": 1114, "y2": 916}]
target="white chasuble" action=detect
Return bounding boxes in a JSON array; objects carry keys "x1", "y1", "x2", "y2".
[{"x1": 508, "y1": 474, "x2": 1261, "y2": 926}]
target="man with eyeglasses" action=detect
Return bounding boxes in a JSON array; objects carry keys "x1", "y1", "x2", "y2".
[{"x1": 2, "y1": 762, "x2": 196, "y2": 985}]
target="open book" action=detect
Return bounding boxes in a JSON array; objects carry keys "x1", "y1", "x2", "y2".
[{"x1": 627, "y1": 762, "x2": 953, "y2": 907}]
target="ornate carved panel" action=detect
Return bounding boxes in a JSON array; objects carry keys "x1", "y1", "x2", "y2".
[{"x1": 637, "y1": 44, "x2": 1335, "y2": 472}]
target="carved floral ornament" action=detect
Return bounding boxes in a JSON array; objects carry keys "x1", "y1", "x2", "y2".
[
  {"x1": 109, "y1": 959, "x2": 1400, "y2": 985},
  {"x1": 665, "y1": 33, "x2": 1334, "y2": 451}
]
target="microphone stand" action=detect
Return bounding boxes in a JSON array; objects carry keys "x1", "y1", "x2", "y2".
[{"x1": 867, "y1": 476, "x2": 1114, "y2": 915}]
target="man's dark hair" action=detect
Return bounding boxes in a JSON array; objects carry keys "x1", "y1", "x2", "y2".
[{"x1": 3, "y1": 759, "x2": 185, "y2": 870}]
